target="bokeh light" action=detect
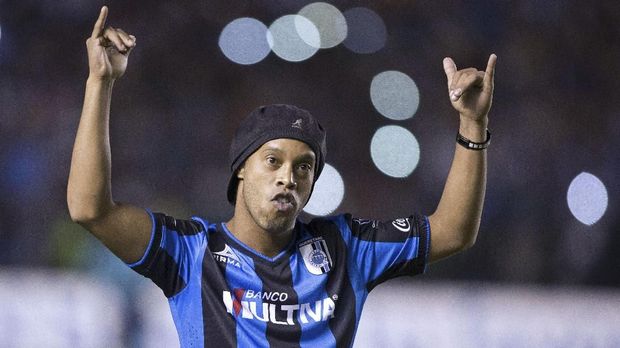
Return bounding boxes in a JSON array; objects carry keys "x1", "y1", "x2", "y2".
[
  {"x1": 218, "y1": 18, "x2": 271, "y2": 65},
  {"x1": 342, "y1": 7, "x2": 387, "y2": 54},
  {"x1": 371, "y1": 70, "x2": 420, "y2": 120},
  {"x1": 298, "y1": 2, "x2": 347, "y2": 49},
  {"x1": 304, "y1": 163, "x2": 345, "y2": 216},
  {"x1": 270, "y1": 15, "x2": 320, "y2": 62},
  {"x1": 371, "y1": 126, "x2": 420, "y2": 178},
  {"x1": 567, "y1": 172, "x2": 608, "y2": 225}
]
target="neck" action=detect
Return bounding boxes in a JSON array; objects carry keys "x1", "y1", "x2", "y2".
[{"x1": 226, "y1": 209, "x2": 295, "y2": 258}]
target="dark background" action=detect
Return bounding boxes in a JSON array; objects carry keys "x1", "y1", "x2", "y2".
[{"x1": 1, "y1": 0, "x2": 618, "y2": 288}]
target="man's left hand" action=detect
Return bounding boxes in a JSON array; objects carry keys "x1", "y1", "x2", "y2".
[{"x1": 443, "y1": 54, "x2": 497, "y2": 123}]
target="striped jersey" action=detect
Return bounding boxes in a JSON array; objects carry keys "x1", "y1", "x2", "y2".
[{"x1": 128, "y1": 211, "x2": 430, "y2": 347}]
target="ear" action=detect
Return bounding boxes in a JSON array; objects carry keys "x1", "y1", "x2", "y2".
[{"x1": 237, "y1": 166, "x2": 245, "y2": 179}]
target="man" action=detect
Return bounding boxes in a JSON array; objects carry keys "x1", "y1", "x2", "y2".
[{"x1": 68, "y1": 6, "x2": 496, "y2": 348}]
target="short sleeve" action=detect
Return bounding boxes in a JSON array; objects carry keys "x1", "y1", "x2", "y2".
[
  {"x1": 127, "y1": 210, "x2": 206, "y2": 297},
  {"x1": 343, "y1": 213, "x2": 431, "y2": 292}
]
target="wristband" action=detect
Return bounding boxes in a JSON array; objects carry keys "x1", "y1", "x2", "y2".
[{"x1": 456, "y1": 129, "x2": 491, "y2": 150}]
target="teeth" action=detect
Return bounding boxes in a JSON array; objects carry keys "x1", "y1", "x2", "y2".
[{"x1": 277, "y1": 197, "x2": 290, "y2": 203}]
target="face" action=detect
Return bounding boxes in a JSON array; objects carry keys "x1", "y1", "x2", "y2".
[{"x1": 236, "y1": 138, "x2": 316, "y2": 234}]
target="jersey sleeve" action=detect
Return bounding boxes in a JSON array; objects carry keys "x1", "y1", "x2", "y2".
[
  {"x1": 342, "y1": 213, "x2": 431, "y2": 292},
  {"x1": 127, "y1": 210, "x2": 207, "y2": 298}
]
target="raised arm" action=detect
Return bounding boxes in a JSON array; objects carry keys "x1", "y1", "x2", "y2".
[
  {"x1": 428, "y1": 54, "x2": 497, "y2": 263},
  {"x1": 67, "y1": 6, "x2": 151, "y2": 264}
]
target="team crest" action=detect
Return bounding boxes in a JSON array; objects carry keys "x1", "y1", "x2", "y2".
[{"x1": 299, "y1": 237, "x2": 332, "y2": 275}]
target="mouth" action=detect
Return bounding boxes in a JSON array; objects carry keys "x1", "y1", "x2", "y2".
[{"x1": 271, "y1": 193, "x2": 296, "y2": 213}]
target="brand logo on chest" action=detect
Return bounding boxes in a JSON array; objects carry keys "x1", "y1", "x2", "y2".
[{"x1": 212, "y1": 244, "x2": 242, "y2": 268}]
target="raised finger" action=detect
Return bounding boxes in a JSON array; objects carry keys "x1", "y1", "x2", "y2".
[
  {"x1": 103, "y1": 27, "x2": 128, "y2": 52},
  {"x1": 91, "y1": 6, "x2": 108, "y2": 39},
  {"x1": 484, "y1": 54, "x2": 497, "y2": 89},
  {"x1": 443, "y1": 57, "x2": 457, "y2": 87}
]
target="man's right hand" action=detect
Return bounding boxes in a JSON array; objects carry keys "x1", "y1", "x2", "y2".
[
  {"x1": 69, "y1": 6, "x2": 151, "y2": 264},
  {"x1": 86, "y1": 6, "x2": 136, "y2": 81}
]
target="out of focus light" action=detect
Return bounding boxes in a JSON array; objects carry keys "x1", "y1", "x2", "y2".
[
  {"x1": 371, "y1": 71, "x2": 420, "y2": 120},
  {"x1": 567, "y1": 172, "x2": 608, "y2": 225},
  {"x1": 298, "y1": 2, "x2": 347, "y2": 49},
  {"x1": 371, "y1": 126, "x2": 420, "y2": 178},
  {"x1": 270, "y1": 15, "x2": 320, "y2": 62},
  {"x1": 304, "y1": 163, "x2": 345, "y2": 216},
  {"x1": 218, "y1": 18, "x2": 271, "y2": 65},
  {"x1": 342, "y1": 7, "x2": 387, "y2": 54}
]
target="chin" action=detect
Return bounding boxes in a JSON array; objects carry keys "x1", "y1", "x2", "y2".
[{"x1": 261, "y1": 213, "x2": 297, "y2": 234}]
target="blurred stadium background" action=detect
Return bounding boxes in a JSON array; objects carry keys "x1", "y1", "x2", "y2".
[{"x1": 1, "y1": 1, "x2": 619, "y2": 347}]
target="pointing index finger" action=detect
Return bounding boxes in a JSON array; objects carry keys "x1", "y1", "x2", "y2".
[{"x1": 91, "y1": 6, "x2": 108, "y2": 39}]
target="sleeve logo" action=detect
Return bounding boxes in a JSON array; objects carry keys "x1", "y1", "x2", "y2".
[
  {"x1": 299, "y1": 237, "x2": 333, "y2": 275},
  {"x1": 392, "y1": 218, "x2": 411, "y2": 233},
  {"x1": 352, "y1": 218, "x2": 379, "y2": 229}
]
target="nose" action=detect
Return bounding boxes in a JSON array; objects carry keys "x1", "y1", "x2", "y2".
[{"x1": 276, "y1": 164, "x2": 297, "y2": 189}]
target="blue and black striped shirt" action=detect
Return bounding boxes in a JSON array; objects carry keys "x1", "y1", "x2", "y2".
[{"x1": 129, "y1": 211, "x2": 430, "y2": 347}]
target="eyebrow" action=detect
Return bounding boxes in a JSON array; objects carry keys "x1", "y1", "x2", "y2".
[
  {"x1": 262, "y1": 147, "x2": 316, "y2": 162},
  {"x1": 297, "y1": 153, "x2": 316, "y2": 163}
]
